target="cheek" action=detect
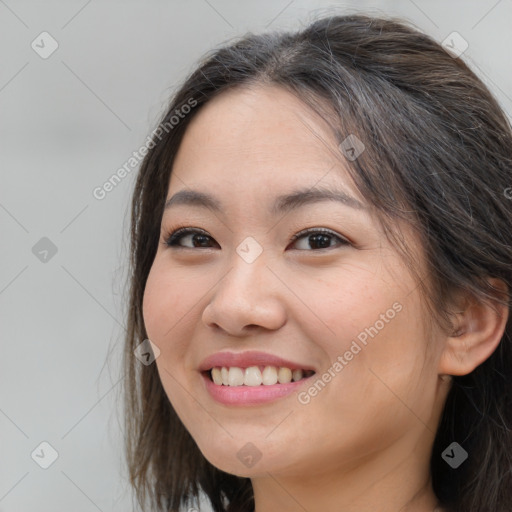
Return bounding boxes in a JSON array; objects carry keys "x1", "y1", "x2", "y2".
[
  {"x1": 293, "y1": 262, "x2": 396, "y2": 346},
  {"x1": 142, "y1": 261, "x2": 186, "y2": 352},
  {"x1": 315, "y1": 257, "x2": 424, "y2": 359},
  {"x1": 298, "y1": 262, "x2": 429, "y2": 408},
  {"x1": 142, "y1": 264, "x2": 166, "y2": 342},
  {"x1": 142, "y1": 264, "x2": 194, "y2": 405},
  {"x1": 333, "y1": 297, "x2": 430, "y2": 425},
  {"x1": 142, "y1": 259, "x2": 208, "y2": 376}
]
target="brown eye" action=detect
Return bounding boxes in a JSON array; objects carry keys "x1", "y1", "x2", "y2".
[
  {"x1": 163, "y1": 227, "x2": 350, "y2": 251},
  {"x1": 288, "y1": 228, "x2": 350, "y2": 251},
  {"x1": 164, "y1": 228, "x2": 218, "y2": 249}
]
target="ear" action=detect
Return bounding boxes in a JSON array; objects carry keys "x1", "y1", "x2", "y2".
[{"x1": 438, "y1": 279, "x2": 509, "y2": 376}]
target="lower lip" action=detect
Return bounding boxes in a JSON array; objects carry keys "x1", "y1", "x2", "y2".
[{"x1": 201, "y1": 372, "x2": 314, "y2": 406}]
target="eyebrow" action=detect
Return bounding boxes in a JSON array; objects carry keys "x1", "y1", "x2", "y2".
[{"x1": 164, "y1": 185, "x2": 365, "y2": 215}]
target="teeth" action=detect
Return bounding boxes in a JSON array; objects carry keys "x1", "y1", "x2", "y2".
[
  {"x1": 211, "y1": 367, "x2": 222, "y2": 385},
  {"x1": 262, "y1": 366, "x2": 278, "y2": 385},
  {"x1": 292, "y1": 369, "x2": 303, "y2": 382},
  {"x1": 278, "y1": 367, "x2": 292, "y2": 384},
  {"x1": 210, "y1": 366, "x2": 312, "y2": 386},
  {"x1": 244, "y1": 366, "x2": 262, "y2": 386},
  {"x1": 228, "y1": 367, "x2": 244, "y2": 386}
]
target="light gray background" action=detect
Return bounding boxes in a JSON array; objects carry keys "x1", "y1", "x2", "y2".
[{"x1": 1, "y1": 1, "x2": 511, "y2": 511}]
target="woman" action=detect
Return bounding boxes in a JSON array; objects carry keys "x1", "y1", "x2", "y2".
[{"x1": 123, "y1": 14, "x2": 512, "y2": 512}]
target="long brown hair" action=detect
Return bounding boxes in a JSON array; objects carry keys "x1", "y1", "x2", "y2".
[{"x1": 123, "y1": 14, "x2": 512, "y2": 512}]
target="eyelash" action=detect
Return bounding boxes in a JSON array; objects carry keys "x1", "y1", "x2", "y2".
[{"x1": 162, "y1": 226, "x2": 351, "y2": 251}]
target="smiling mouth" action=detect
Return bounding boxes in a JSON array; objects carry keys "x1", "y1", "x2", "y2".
[{"x1": 203, "y1": 365, "x2": 316, "y2": 387}]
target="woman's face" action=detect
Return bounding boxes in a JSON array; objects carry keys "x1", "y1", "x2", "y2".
[{"x1": 142, "y1": 85, "x2": 449, "y2": 479}]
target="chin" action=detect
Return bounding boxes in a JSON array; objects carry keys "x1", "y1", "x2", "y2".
[{"x1": 198, "y1": 438, "x2": 298, "y2": 479}]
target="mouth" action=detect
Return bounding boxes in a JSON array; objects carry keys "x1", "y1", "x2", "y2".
[
  {"x1": 198, "y1": 351, "x2": 318, "y2": 405},
  {"x1": 203, "y1": 365, "x2": 316, "y2": 387}
]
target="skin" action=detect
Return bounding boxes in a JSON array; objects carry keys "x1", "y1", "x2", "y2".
[{"x1": 142, "y1": 85, "x2": 508, "y2": 512}]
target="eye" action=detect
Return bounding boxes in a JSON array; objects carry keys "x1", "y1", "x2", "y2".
[
  {"x1": 164, "y1": 227, "x2": 218, "y2": 249},
  {"x1": 288, "y1": 227, "x2": 350, "y2": 251},
  {"x1": 163, "y1": 226, "x2": 350, "y2": 251}
]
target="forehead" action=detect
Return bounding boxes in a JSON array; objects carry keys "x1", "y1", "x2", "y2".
[{"x1": 171, "y1": 84, "x2": 361, "y2": 199}]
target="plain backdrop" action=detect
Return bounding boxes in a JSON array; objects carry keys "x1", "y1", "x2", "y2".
[{"x1": 1, "y1": 1, "x2": 511, "y2": 511}]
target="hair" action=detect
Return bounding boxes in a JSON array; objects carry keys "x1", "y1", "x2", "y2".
[{"x1": 122, "y1": 13, "x2": 512, "y2": 512}]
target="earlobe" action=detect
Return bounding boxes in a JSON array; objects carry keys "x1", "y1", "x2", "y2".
[{"x1": 438, "y1": 279, "x2": 509, "y2": 377}]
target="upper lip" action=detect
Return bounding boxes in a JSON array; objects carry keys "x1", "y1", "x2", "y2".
[{"x1": 199, "y1": 350, "x2": 317, "y2": 372}]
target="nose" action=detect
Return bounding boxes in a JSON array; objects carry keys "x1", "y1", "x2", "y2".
[{"x1": 201, "y1": 252, "x2": 287, "y2": 337}]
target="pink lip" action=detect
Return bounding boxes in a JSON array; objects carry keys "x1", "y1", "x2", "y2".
[
  {"x1": 198, "y1": 350, "x2": 316, "y2": 373},
  {"x1": 201, "y1": 372, "x2": 315, "y2": 406}
]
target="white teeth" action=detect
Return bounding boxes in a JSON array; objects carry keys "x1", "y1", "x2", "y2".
[
  {"x1": 210, "y1": 365, "x2": 312, "y2": 386},
  {"x1": 262, "y1": 366, "x2": 278, "y2": 385},
  {"x1": 228, "y1": 367, "x2": 244, "y2": 386},
  {"x1": 277, "y1": 367, "x2": 292, "y2": 384},
  {"x1": 244, "y1": 366, "x2": 262, "y2": 386}
]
